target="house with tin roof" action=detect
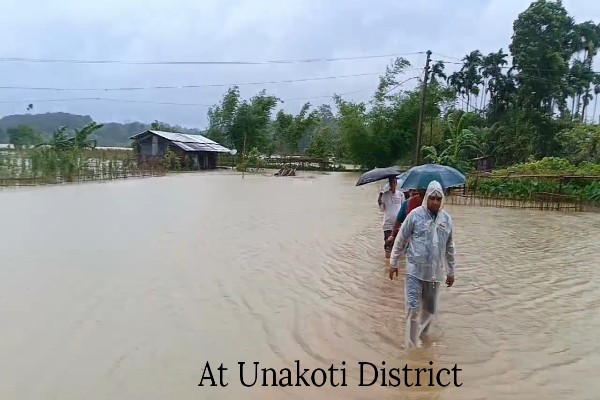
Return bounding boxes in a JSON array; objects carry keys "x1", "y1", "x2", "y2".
[{"x1": 129, "y1": 130, "x2": 233, "y2": 170}]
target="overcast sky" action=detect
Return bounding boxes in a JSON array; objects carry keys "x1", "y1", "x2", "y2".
[{"x1": 0, "y1": 0, "x2": 598, "y2": 129}]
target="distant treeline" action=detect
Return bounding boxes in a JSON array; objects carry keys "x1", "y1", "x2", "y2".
[{"x1": 0, "y1": 113, "x2": 204, "y2": 147}]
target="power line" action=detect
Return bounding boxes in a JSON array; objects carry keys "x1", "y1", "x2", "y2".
[
  {"x1": 0, "y1": 88, "x2": 376, "y2": 107},
  {"x1": 432, "y1": 57, "x2": 600, "y2": 74},
  {"x1": 0, "y1": 52, "x2": 426, "y2": 66},
  {"x1": 0, "y1": 97, "x2": 213, "y2": 106},
  {"x1": 0, "y1": 70, "x2": 425, "y2": 92},
  {"x1": 382, "y1": 76, "x2": 421, "y2": 95},
  {"x1": 0, "y1": 78, "x2": 421, "y2": 107},
  {"x1": 431, "y1": 52, "x2": 463, "y2": 62}
]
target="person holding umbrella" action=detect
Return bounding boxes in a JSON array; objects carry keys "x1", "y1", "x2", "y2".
[
  {"x1": 385, "y1": 173, "x2": 437, "y2": 247},
  {"x1": 388, "y1": 180, "x2": 456, "y2": 348},
  {"x1": 378, "y1": 176, "x2": 405, "y2": 258},
  {"x1": 385, "y1": 164, "x2": 464, "y2": 247}
]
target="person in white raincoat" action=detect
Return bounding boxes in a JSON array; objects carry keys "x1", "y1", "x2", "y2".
[{"x1": 388, "y1": 180, "x2": 456, "y2": 348}]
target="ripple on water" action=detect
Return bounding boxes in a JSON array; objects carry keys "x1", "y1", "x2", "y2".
[{"x1": 1, "y1": 173, "x2": 600, "y2": 400}]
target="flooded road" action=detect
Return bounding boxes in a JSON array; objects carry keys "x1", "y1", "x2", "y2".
[{"x1": 1, "y1": 171, "x2": 599, "y2": 400}]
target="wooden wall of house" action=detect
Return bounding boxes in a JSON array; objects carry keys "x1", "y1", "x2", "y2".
[
  {"x1": 196, "y1": 152, "x2": 218, "y2": 169},
  {"x1": 137, "y1": 134, "x2": 170, "y2": 157}
]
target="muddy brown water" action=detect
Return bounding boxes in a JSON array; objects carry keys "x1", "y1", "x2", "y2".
[{"x1": 1, "y1": 171, "x2": 599, "y2": 400}]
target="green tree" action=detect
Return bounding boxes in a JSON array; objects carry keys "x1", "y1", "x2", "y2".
[
  {"x1": 273, "y1": 103, "x2": 318, "y2": 155},
  {"x1": 7, "y1": 125, "x2": 46, "y2": 149},
  {"x1": 508, "y1": 0, "x2": 576, "y2": 157},
  {"x1": 205, "y1": 86, "x2": 279, "y2": 155}
]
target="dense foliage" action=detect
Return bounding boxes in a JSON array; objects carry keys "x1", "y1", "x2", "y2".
[{"x1": 201, "y1": 1, "x2": 600, "y2": 174}]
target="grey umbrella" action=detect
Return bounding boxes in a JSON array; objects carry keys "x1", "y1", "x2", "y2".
[{"x1": 355, "y1": 167, "x2": 403, "y2": 186}]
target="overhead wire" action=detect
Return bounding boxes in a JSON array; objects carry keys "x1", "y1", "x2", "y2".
[
  {"x1": 0, "y1": 49, "x2": 422, "y2": 110},
  {"x1": 0, "y1": 52, "x2": 426, "y2": 65},
  {"x1": 431, "y1": 54, "x2": 600, "y2": 74},
  {"x1": 0, "y1": 86, "x2": 389, "y2": 107},
  {"x1": 0, "y1": 69, "x2": 425, "y2": 92}
]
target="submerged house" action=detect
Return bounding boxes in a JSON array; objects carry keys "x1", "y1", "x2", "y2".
[{"x1": 129, "y1": 130, "x2": 232, "y2": 170}]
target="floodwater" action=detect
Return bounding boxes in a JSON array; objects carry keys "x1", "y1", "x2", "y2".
[{"x1": 1, "y1": 171, "x2": 599, "y2": 400}]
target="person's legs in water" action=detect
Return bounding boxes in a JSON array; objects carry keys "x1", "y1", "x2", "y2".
[
  {"x1": 383, "y1": 229, "x2": 393, "y2": 258},
  {"x1": 419, "y1": 281, "x2": 441, "y2": 340},
  {"x1": 405, "y1": 274, "x2": 424, "y2": 347}
]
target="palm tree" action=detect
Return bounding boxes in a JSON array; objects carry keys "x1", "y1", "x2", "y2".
[
  {"x1": 460, "y1": 50, "x2": 483, "y2": 112},
  {"x1": 480, "y1": 49, "x2": 508, "y2": 112},
  {"x1": 447, "y1": 71, "x2": 466, "y2": 111},
  {"x1": 594, "y1": 82, "x2": 600, "y2": 124},
  {"x1": 429, "y1": 61, "x2": 447, "y2": 85}
]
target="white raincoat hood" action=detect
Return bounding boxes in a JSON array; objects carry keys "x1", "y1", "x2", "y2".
[{"x1": 421, "y1": 180, "x2": 445, "y2": 210}]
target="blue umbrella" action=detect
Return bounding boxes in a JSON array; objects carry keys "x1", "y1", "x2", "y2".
[
  {"x1": 399, "y1": 163, "x2": 466, "y2": 191},
  {"x1": 396, "y1": 171, "x2": 409, "y2": 189}
]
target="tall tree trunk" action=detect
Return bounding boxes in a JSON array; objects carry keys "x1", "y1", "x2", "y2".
[
  {"x1": 582, "y1": 89, "x2": 590, "y2": 122},
  {"x1": 429, "y1": 118, "x2": 434, "y2": 145},
  {"x1": 480, "y1": 80, "x2": 487, "y2": 110},
  {"x1": 593, "y1": 96, "x2": 598, "y2": 124}
]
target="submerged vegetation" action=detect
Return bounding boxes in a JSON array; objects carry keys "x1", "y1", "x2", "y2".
[
  {"x1": 0, "y1": 148, "x2": 164, "y2": 186},
  {"x1": 468, "y1": 158, "x2": 600, "y2": 206},
  {"x1": 0, "y1": 147, "x2": 164, "y2": 186},
  {"x1": 0, "y1": 121, "x2": 166, "y2": 186}
]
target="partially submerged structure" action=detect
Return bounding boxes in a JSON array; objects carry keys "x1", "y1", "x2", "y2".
[
  {"x1": 472, "y1": 155, "x2": 494, "y2": 172},
  {"x1": 129, "y1": 130, "x2": 232, "y2": 170}
]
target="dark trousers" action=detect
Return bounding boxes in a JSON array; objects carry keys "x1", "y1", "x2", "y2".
[{"x1": 383, "y1": 230, "x2": 393, "y2": 253}]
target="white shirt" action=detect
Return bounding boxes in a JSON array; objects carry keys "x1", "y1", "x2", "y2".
[{"x1": 380, "y1": 189, "x2": 404, "y2": 231}]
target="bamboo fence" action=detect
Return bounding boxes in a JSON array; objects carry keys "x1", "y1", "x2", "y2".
[
  {"x1": 0, "y1": 148, "x2": 166, "y2": 187},
  {"x1": 445, "y1": 172, "x2": 600, "y2": 212}
]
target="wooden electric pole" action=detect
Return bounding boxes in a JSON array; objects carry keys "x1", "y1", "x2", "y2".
[{"x1": 414, "y1": 50, "x2": 432, "y2": 166}]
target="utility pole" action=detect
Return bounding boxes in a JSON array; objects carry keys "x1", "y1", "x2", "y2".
[{"x1": 414, "y1": 50, "x2": 432, "y2": 166}]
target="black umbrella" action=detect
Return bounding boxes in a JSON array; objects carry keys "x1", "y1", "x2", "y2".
[{"x1": 355, "y1": 167, "x2": 402, "y2": 186}]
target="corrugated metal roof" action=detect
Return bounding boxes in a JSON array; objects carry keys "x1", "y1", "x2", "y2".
[
  {"x1": 129, "y1": 130, "x2": 232, "y2": 153},
  {"x1": 171, "y1": 141, "x2": 231, "y2": 152}
]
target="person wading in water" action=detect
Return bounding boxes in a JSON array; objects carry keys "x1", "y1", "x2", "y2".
[
  {"x1": 385, "y1": 187, "x2": 425, "y2": 248},
  {"x1": 388, "y1": 180, "x2": 456, "y2": 348},
  {"x1": 378, "y1": 176, "x2": 405, "y2": 258}
]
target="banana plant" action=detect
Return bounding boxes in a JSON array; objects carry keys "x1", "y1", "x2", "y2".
[
  {"x1": 422, "y1": 111, "x2": 483, "y2": 172},
  {"x1": 70, "y1": 122, "x2": 102, "y2": 149},
  {"x1": 35, "y1": 122, "x2": 103, "y2": 150}
]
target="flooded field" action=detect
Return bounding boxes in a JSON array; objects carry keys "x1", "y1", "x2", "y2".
[{"x1": 1, "y1": 171, "x2": 599, "y2": 400}]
